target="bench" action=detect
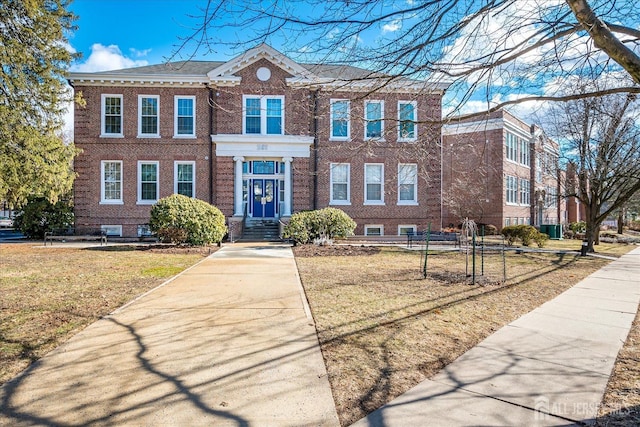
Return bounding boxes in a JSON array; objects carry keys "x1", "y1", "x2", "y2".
[
  {"x1": 44, "y1": 228, "x2": 107, "y2": 246},
  {"x1": 407, "y1": 231, "x2": 459, "y2": 248}
]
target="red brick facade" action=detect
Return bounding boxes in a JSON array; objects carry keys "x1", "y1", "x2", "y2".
[
  {"x1": 442, "y1": 110, "x2": 566, "y2": 231},
  {"x1": 69, "y1": 45, "x2": 449, "y2": 237}
]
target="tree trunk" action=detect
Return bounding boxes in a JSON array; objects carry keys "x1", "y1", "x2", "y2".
[
  {"x1": 617, "y1": 208, "x2": 625, "y2": 234},
  {"x1": 584, "y1": 203, "x2": 599, "y2": 252}
]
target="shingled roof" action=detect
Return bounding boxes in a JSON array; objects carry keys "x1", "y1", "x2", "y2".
[{"x1": 86, "y1": 60, "x2": 375, "y2": 80}]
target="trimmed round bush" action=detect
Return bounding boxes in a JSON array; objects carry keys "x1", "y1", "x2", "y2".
[
  {"x1": 283, "y1": 207, "x2": 356, "y2": 244},
  {"x1": 149, "y1": 195, "x2": 227, "y2": 245},
  {"x1": 13, "y1": 197, "x2": 74, "y2": 239},
  {"x1": 501, "y1": 224, "x2": 549, "y2": 248}
]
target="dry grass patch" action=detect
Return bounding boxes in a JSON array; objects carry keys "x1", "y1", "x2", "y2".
[
  {"x1": 597, "y1": 306, "x2": 640, "y2": 426},
  {"x1": 295, "y1": 245, "x2": 617, "y2": 426},
  {"x1": 0, "y1": 243, "x2": 208, "y2": 385}
]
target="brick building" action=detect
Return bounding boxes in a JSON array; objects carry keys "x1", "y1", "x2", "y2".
[
  {"x1": 442, "y1": 110, "x2": 566, "y2": 231},
  {"x1": 68, "y1": 44, "x2": 450, "y2": 238}
]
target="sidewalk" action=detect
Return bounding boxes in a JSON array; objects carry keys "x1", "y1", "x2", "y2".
[
  {"x1": 351, "y1": 246, "x2": 640, "y2": 426},
  {"x1": 0, "y1": 243, "x2": 339, "y2": 426}
]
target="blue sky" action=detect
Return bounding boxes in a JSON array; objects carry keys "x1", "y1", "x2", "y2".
[{"x1": 69, "y1": 0, "x2": 223, "y2": 71}]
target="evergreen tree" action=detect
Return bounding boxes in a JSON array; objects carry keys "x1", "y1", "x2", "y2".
[{"x1": 0, "y1": 0, "x2": 79, "y2": 208}]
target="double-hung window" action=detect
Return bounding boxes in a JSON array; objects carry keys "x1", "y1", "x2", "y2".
[
  {"x1": 138, "y1": 95, "x2": 159, "y2": 137},
  {"x1": 398, "y1": 163, "x2": 418, "y2": 204},
  {"x1": 365, "y1": 163, "x2": 384, "y2": 204},
  {"x1": 174, "y1": 161, "x2": 195, "y2": 197},
  {"x1": 330, "y1": 163, "x2": 350, "y2": 204},
  {"x1": 101, "y1": 161, "x2": 123, "y2": 204},
  {"x1": 243, "y1": 95, "x2": 284, "y2": 135},
  {"x1": 505, "y1": 175, "x2": 518, "y2": 204},
  {"x1": 174, "y1": 96, "x2": 196, "y2": 137},
  {"x1": 519, "y1": 178, "x2": 530, "y2": 205},
  {"x1": 505, "y1": 133, "x2": 518, "y2": 162},
  {"x1": 330, "y1": 99, "x2": 350, "y2": 140},
  {"x1": 101, "y1": 94, "x2": 123, "y2": 137},
  {"x1": 398, "y1": 101, "x2": 417, "y2": 141},
  {"x1": 365, "y1": 100, "x2": 383, "y2": 139},
  {"x1": 546, "y1": 186, "x2": 558, "y2": 208},
  {"x1": 138, "y1": 161, "x2": 159, "y2": 204},
  {"x1": 519, "y1": 138, "x2": 530, "y2": 166}
]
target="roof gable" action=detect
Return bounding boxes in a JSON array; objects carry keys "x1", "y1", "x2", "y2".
[{"x1": 207, "y1": 43, "x2": 316, "y2": 83}]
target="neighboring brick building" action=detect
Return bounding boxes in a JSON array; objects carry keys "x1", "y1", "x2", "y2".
[
  {"x1": 68, "y1": 44, "x2": 450, "y2": 238},
  {"x1": 442, "y1": 110, "x2": 566, "y2": 231}
]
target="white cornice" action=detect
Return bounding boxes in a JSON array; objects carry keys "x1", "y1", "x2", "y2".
[
  {"x1": 443, "y1": 117, "x2": 532, "y2": 140},
  {"x1": 212, "y1": 134, "x2": 314, "y2": 158},
  {"x1": 67, "y1": 73, "x2": 209, "y2": 87}
]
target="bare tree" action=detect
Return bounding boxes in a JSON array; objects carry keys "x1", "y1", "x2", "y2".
[
  {"x1": 547, "y1": 86, "x2": 640, "y2": 252},
  {"x1": 173, "y1": 0, "x2": 640, "y2": 114}
]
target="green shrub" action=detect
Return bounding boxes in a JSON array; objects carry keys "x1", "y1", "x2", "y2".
[
  {"x1": 534, "y1": 231, "x2": 549, "y2": 248},
  {"x1": 283, "y1": 207, "x2": 356, "y2": 244},
  {"x1": 13, "y1": 197, "x2": 74, "y2": 239},
  {"x1": 479, "y1": 224, "x2": 498, "y2": 236},
  {"x1": 569, "y1": 221, "x2": 586, "y2": 234},
  {"x1": 501, "y1": 224, "x2": 548, "y2": 247},
  {"x1": 149, "y1": 195, "x2": 227, "y2": 245}
]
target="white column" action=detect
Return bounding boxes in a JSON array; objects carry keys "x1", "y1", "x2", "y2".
[
  {"x1": 233, "y1": 156, "x2": 244, "y2": 216},
  {"x1": 283, "y1": 157, "x2": 293, "y2": 216}
]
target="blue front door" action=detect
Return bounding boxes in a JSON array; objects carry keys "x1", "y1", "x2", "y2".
[{"x1": 252, "y1": 179, "x2": 276, "y2": 218}]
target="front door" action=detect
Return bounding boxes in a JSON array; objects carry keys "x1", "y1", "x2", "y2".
[{"x1": 252, "y1": 179, "x2": 276, "y2": 218}]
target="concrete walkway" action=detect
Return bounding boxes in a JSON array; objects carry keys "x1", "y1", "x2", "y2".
[
  {"x1": 351, "y1": 246, "x2": 640, "y2": 427},
  {"x1": 0, "y1": 243, "x2": 339, "y2": 426}
]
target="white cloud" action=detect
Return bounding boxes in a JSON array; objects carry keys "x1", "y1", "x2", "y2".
[
  {"x1": 65, "y1": 44, "x2": 150, "y2": 136},
  {"x1": 130, "y1": 47, "x2": 152, "y2": 58},
  {"x1": 70, "y1": 43, "x2": 149, "y2": 72},
  {"x1": 382, "y1": 19, "x2": 402, "y2": 33}
]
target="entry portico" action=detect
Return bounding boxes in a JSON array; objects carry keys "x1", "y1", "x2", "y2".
[{"x1": 212, "y1": 134, "x2": 313, "y2": 219}]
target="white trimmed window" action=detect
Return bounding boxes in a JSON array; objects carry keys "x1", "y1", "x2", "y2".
[
  {"x1": 365, "y1": 100, "x2": 384, "y2": 139},
  {"x1": 519, "y1": 138, "x2": 530, "y2": 166},
  {"x1": 505, "y1": 132, "x2": 518, "y2": 162},
  {"x1": 138, "y1": 161, "x2": 159, "y2": 204},
  {"x1": 365, "y1": 225, "x2": 383, "y2": 236},
  {"x1": 101, "y1": 225, "x2": 122, "y2": 237},
  {"x1": 174, "y1": 161, "x2": 195, "y2": 197},
  {"x1": 101, "y1": 94, "x2": 123, "y2": 137},
  {"x1": 398, "y1": 225, "x2": 417, "y2": 236},
  {"x1": 546, "y1": 185, "x2": 558, "y2": 208},
  {"x1": 365, "y1": 163, "x2": 384, "y2": 204},
  {"x1": 519, "y1": 178, "x2": 530, "y2": 205},
  {"x1": 174, "y1": 96, "x2": 196, "y2": 137},
  {"x1": 398, "y1": 163, "x2": 418, "y2": 205},
  {"x1": 100, "y1": 161, "x2": 123, "y2": 204},
  {"x1": 330, "y1": 163, "x2": 350, "y2": 205},
  {"x1": 506, "y1": 175, "x2": 518, "y2": 204},
  {"x1": 398, "y1": 101, "x2": 417, "y2": 141},
  {"x1": 243, "y1": 95, "x2": 284, "y2": 135},
  {"x1": 138, "y1": 95, "x2": 159, "y2": 137},
  {"x1": 330, "y1": 99, "x2": 350, "y2": 140}
]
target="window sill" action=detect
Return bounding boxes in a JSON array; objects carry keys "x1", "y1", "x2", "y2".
[
  {"x1": 100, "y1": 134, "x2": 124, "y2": 138},
  {"x1": 137, "y1": 201, "x2": 157, "y2": 205},
  {"x1": 398, "y1": 138, "x2": 417, "y2": 143},
  {"x1": 365, "y1": 137, "x2": 386, "y2": 142},
  {"x1": 173, "y1": 135, "x2": 197, "y2": 139},
  {"x1": 397, "y1": 201, "x2": 419, "y2": 206},
  {"x1": 100, "y1": 201, "x2": 124, "y2": 205},
  {"x1": 364, "y1": 201, "x2": 385, "y2": 206},
  {"x1": 330, "y1": 201, "x2": 351, "y2": 206},
  {"x1": 137, "y1": 134, "x2": 161, "y2": 139},
  {"x1": 329, "y1": 137, "x2": 350, "y2": 142}
]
